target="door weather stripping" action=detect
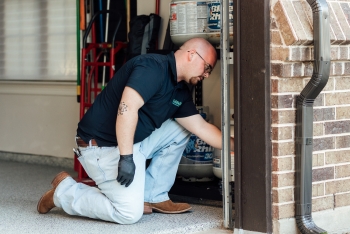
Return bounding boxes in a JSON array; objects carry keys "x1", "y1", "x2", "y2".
[
  {"x1": 220, "y1": 0, "x2": 233, "y2": 229},
  {"x1": 295, "y1": 0, "x2": 330, "y2": 233}
]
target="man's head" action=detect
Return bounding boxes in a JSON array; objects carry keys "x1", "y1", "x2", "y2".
[{"x1": 175, "y1": 38, "x2": 217, "y2": 85}]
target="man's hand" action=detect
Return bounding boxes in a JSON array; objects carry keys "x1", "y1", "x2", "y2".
[{"x1": 117, "y1": 154, "x2": 136, "y2": 187}]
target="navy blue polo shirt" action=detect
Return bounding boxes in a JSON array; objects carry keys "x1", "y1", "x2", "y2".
[{"x1": 77, "y1": 52, "x2": 198, "y2": 147}]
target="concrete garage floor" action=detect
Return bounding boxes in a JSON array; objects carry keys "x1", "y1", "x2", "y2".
[{"x1": 0, "y1": 159, "x2": 233, "y2": 234}]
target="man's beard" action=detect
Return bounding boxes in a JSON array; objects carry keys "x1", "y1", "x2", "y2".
[{"x1": 189, "y1": 77, "x2": 202, "y2": 85}]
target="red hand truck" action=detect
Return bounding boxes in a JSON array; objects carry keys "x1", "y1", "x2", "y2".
[{"x1": 74, "y1": 10, "x2": 127, "y2": 185}]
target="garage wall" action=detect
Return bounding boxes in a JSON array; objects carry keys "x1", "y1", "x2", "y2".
[
  {"x1": 0, "y1": 81, "x2": 79, "y2": 159},
  {"x1": 0, "y1": 0, "x2": 78, "y2": 162},
  {"x1": 0, "y1": 0, "x2": 232, "y2": 164}
]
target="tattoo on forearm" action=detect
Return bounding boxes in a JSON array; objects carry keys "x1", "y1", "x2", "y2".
[{"x1": 118, "y1": 102, "x2": 128, "y2": 115}]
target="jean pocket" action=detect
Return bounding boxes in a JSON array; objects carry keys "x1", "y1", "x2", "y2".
[
  {"x1": 96, "y1": 147, "x2": 119, "y2": 182},
  {"x1": 78, "y1": 147, "x2": 119, "y2": 185}
]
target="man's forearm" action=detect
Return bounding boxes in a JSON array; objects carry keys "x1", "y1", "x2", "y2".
[
  {"x1": 115, "y1": 87, "x2": 145, "y2": 155},
  {"x1": 177, "y1": 115, "x2": 234, "y2": 151},
  {"x1": 116, "y1": 102, "x2": 138, "y2": 155}
]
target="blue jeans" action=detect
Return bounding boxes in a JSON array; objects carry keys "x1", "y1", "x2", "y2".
[{"x1": 53, "y1": 119, "x2": 190, "y2": 224}]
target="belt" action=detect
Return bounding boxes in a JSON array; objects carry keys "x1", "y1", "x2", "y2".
[{"x1": 76, "y1": 137, "x2": 98, "y2": 147}]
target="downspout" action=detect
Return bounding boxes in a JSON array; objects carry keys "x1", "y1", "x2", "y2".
[{"x1": 295, "y1": 0, "x2": 330, "y2": 233}]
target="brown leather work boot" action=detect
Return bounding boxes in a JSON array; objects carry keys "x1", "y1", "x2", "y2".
[
  {"x1": 37, "y1": 171, "x2": 71, "y2": 214},
  {"x1": 145, "y1": 200, "x2": 192, "y2": 214}
]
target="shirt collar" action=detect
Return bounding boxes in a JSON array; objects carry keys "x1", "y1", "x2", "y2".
[
  {"x1": 167, "y1": 52, "x2": 177, "y2": 85},
  {"x1": 167, "y1": 51, "x2": 191, "y2": 90}
]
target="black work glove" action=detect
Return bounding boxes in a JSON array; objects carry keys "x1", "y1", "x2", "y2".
[{"x1": 117, "y1": 154, "x2": 136, "y2": 187}]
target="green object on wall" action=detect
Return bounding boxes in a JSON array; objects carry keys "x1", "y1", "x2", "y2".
[{"x1": 76, "y1": 0, "x2": 81, "y2": 103}]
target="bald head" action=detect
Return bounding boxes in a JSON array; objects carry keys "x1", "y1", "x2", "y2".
[
  {"x1": 180, "y1": 38, "x2": 217, "y2": 67},
  {"x1": 174, "y1": 38, "x2": 217, "y2": 84}
]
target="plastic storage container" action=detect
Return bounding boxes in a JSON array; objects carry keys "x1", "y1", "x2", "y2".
[
  {"x1": 170, "y1": 0, "x2": 233, "y2": 46},
  {"x1": 177, "y1": 106, "x2": 214, "y2": 182},
  {"x1": 207, "y1": 0, "x2": 234, "y2": 45},
  {"x1": 213, "y1": 109, "x2": 234, "y2": 180},
  {"x1": 212, "y1": 148, "x2": 234, "y2": 181},
  {"x1": 170, "y1": 0, "x2": 208, "y2": 46}
]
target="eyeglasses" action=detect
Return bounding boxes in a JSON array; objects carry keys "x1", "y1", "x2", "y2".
[
  {"x1": 195, "y1": 52, "x2": 213, "y2": 75},
  {"x1": 188, "y1": 51, "x2": 213, "y2": 75}
]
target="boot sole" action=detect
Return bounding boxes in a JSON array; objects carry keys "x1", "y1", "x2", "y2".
[{"x1": 151, "y1": 206, "x2": 192, "y2": 214}]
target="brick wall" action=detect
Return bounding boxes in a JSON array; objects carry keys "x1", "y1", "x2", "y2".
[{"x1": 271, "y1": 0, "x2": 350, "y2": 220}]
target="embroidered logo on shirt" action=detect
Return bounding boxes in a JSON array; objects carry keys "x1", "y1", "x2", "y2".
[{"x1": 172, "y1": 99, "x2": 182, "y2": 107}]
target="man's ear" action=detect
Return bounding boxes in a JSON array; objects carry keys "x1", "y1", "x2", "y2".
[{"x1": 187, "y1": 50, "x2": 193, "y2": 61}]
